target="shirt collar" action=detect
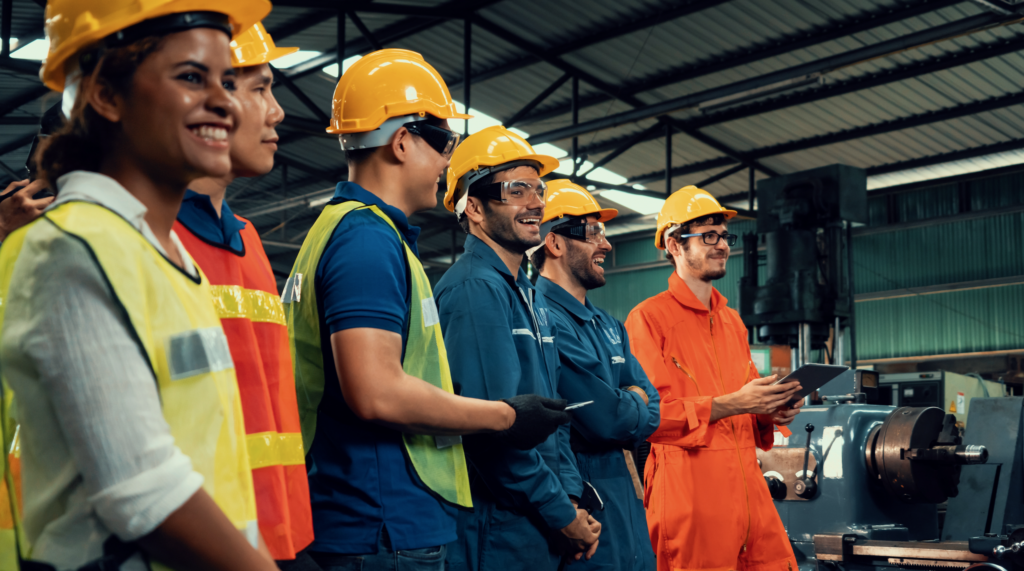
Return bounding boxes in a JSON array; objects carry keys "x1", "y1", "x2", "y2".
[
  {"x1": 335, "y1": 182, "x2": 421, "y2": 249},
  {"x1": 54, "y1": 171, "x2": 148, "y2": 230},
  {"x1": 668, "y1": 271, "x2": 727, "y2": 314},
  {"x1": 463, "y1": 234, "x2": 534, "y2": 290},
  {"x1": 536, "y1": 276, "x2": 594, "y2": 321},
  {"x1": 178, "y1": 189, "x2": 247, "y2": 250},
  {"x1": 51, "y1": 170, "x2": 197, "y2": 278}
]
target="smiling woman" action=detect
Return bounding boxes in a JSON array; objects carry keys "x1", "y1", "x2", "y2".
[{"x1": 0, "y1": 1, "x2": 284, "y2": 570}]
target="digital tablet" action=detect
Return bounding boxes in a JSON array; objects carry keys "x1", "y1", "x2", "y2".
[{"x1": 772, "y1": 364, "x2": 850, "y2": 405}]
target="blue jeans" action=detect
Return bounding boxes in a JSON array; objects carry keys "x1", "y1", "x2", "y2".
[{"x1": 309, "y1": 529, "x2": 446, "y2": 571}]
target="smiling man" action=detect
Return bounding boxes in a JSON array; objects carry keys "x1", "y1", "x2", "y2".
[
  {"x1": 172, "y1": 23, "x2": 317, "y2": 566},
  {"x1": 624, "y1": 186, "x2": 802, "y2": 571},
  {"x1": 530, "y1": 180, "x2": 660, "y2": 571},
  {"x1": 282, "y1": 52, "x2": 570, "y2": 571},
  {"x1": 436, "y1": 129, "x2": 602, "y2": 571}
]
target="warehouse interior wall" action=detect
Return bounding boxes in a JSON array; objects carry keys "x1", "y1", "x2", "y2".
[{"x1": 587, "y1": 167, "x2": 1024, "y2": 382}]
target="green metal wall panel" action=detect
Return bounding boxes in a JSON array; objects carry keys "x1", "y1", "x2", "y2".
[
  {"x1": 855, "y1": 285, "x2": 1024, "y2": 359},
  {"x1": 853, "y1": 212, "x2": 1024, "y2": 292},
  {"x1": 613, "y1": 236, "x2": 661, "y2": 266},
  {"x1": 589, "y1": 265, "x2": 674, "y2": 322}
]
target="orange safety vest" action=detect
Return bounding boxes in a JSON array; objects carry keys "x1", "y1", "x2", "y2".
[
  {"x1": 625, "y1": 272, "x2": 796, "y2": 571},
  {"x1": 175, "y1": 216, "x2": 314, "y2": 560}
]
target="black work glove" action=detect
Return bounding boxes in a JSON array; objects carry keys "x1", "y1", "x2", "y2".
[{"x1": 496, "y1": 395, "x2": 571, "y2": 450}]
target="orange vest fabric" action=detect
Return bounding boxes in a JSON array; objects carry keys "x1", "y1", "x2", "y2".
[
  {"x1": 625, "y1": 272, "x2": 796, "y2": 571},
  {"x1": 175, "y1": 217, "x2": 314, "y2": 560}
]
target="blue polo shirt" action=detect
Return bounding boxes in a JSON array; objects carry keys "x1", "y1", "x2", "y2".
[
  {"x1": 176, "y1": 189, "x2": 247, "y2": 251},
  {"x1": 306, "y1": 182, "x2": 456, "y2": 554}
]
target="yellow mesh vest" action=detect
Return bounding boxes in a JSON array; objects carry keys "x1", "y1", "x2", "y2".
[
  {"x1": 284, "y1": 200, "x2": 471, "y2": 508},
  {"x1": 0, "y1": 202, "x2": 258, "y2": 567}
]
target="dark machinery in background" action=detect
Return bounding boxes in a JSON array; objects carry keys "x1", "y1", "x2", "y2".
[
  {"x1": 758, "y1": 378, "x2": 1024, "y2": 570},
  {"x1": 739, "y1": 164, "x2": 867, "y2": 367}
]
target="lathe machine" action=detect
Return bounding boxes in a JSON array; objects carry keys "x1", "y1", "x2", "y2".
[{"x1": 758, "y1": 394, "x2": 1024, "y2": 570}]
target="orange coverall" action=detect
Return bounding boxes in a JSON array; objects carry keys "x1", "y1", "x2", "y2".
[{"x1": 625, "y1": 273, "x2": 797, "y2": 571}]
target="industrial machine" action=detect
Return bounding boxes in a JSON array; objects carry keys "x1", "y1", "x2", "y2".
[
  {"x1": 879, "y1": 371, "x2": 1007, "y2": 426},
  {"x1": 740, "y1": 164, "x2": 867, "y2": 367},
  {"x1": 758, "y1": 396, "x2": 1024, "y2": 570}
]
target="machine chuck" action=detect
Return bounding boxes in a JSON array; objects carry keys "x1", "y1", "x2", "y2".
[{"x1": 865, "y1": 406, "x2": 988, "y2": 503}]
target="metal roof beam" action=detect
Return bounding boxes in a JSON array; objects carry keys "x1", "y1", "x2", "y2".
[
  {"x1": 270, "y1": 64, "x2": 331, "y2": 124},
  {"x1": 447, "y1": 0, "x2": 731, "y2": 91},
  {"x1": 269, "y1": 1, "x2": 467, "y2": 19},
  {"x1": 866, "y1": 137, "x2": 1024, "y2": 175},
  {"x1": 515, "y1": 0, "x2": 963, "y2": 126},
  {"x1": 527, "y1": 11, "x2": 1015, "y2": 144},
  {"x1": 696, "y1": 164, "x2": 747, "y2": 188},
  {"x1": 283, "y1": 0, "x2": 505, "y2": 80},
  {"x1": 628, "y1": 89, "x2": 1024, "y2": 183},
  {"x1": 0, "y1": 132, "x2": 35, "y2": 157},
  {"x1": 505, "y1": 73, "x2": 570, "y2": 129},
  {"x1": 578, "y1": 35, "x2": 1024, "y2": 157},
  {"x1": 472, "y1": 15, "x2": 778, "y2": 177}
]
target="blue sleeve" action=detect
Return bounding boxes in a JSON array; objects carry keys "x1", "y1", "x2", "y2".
[
  {"x1": 553, "y1": 314, "x2": 658, "y2": 449},
  {"x1": 437, "y1": 278, "x2": 577, "y2": 531},
  {"x1": 620, "y1": 320, "x2": 661, "y2": 446},
  {"x1": 316, "y1": 211, "x2": 407, "y2": 335},
  {"x1": 557, "y1": 421, "x2": 583, "y2": 499}
]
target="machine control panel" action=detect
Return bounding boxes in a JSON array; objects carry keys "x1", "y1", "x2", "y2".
[{"x1": 757, "y1": 423, "x2": 820, "y2": 502}]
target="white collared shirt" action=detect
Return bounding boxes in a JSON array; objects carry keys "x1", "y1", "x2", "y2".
[
  {"x1": 52, "y1": 170, "x2": 197, "y2": 278},
  {"x1": 2, "y1": 171, "x2": 205, "y2": 570}
]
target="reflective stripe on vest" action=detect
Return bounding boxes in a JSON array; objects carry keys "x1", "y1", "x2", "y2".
[
  {"x1": 0, "y1": 202, "x2": 259, "y2": 566},
  {"x1": 175, "y1": 218, "x2": 314, "y2": 559},
  {"x1": 284, "y1": 200, "x2": 472, "y2": 509}
]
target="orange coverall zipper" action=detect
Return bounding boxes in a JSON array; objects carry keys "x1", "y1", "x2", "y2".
[{"x1": 709, "y1": 315, "x2": 752, "y2": 554}]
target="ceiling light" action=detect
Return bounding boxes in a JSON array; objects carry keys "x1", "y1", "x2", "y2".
[
  {"x1": 322, "y1": 55, "x2": 364, "y2": 77},
  {"x1": 11, "y1": 38, "x2": 49, "y2": 61},
  {"x1": 272, "y1": 50, "x2": 323, "y2": 69}
]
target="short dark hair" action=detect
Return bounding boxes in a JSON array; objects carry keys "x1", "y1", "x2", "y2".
[
  {"x1": 530, "y1": 243, "x2": 547, "y2": 272},
  {"x1": 665, "y1": 213, "x2": 727, "y2": 268}
]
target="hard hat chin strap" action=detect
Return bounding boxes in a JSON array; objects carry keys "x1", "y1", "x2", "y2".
[{"x1": 339, "y1": 114, "x2": 427, "y2": 151}]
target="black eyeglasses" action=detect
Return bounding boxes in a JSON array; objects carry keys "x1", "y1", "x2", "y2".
[
  {"x1": 677, "y1": 232, "x2": 737, "y2": 246},
  {"x1": 404, "y1": 121, "x2": 460, "y2": 158}
]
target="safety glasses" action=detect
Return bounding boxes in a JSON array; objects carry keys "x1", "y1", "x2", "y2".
[
  {"x1": 678, "y1": 232, "x2": 738, "y2": 246},
  {"x1": 553, "y1": 221, "x2": 609, "y2": 246},
  {"x1": 404, "y1": 121, "x2": 461, "y2": 159},
  {"x1": 472, "y1": 178, "x2": 548, "y2": 206}
]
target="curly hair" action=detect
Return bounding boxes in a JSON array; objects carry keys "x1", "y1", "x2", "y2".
[{"x1": 35, "y1": 36, "x2": 165, "y2": 186}]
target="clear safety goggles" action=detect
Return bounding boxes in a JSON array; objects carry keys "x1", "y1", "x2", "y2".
[
  {"x1": 553, "y1": 221, "x2": 608, "y2": 246},
  {"x1": 471, "y1": 178, "x2": 548, "y2": 206}
]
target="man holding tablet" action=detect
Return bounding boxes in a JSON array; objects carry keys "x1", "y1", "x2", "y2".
[{"x1": 625, "y1": 186, "x2": 803, "y2": 571}]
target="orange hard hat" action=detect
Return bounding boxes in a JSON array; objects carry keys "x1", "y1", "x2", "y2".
[
  {"x1": 230, "y1": 22, "x2": 298, "y2": 68},
  {"x1": 654, "y1": 185, "x2": 737, "y2": 250},
  {"x1": 327, "y1": 49, "x2": 470, "y2": 135},
  {"x1": 445, "y1": 125, "x2": 560, "y2": 214},
  {"x1": 541, "y1": 180, "x2": 617, "y2": 224},
  {"x1": 41, "y1": 0, "x2": 270, "y2": 92}
]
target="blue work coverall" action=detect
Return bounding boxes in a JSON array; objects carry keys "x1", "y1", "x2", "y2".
[
  {"x1": 435, "y1": 235, "x2": 581, "y2": 571},
  {"x1": 537, "y1": 277, "x2": 660, "y2": 571}
]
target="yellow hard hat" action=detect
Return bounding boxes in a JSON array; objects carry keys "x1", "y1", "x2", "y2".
[
  {"x1": 41, "y1": 0, "x2": 271, "y2": 92},
  {"x1": 654, "y1": 185, "x2": 737, "y2": 250},
  {"x1": 444, "y1": 125, "x2": 560, "y2": 213},
  {"x1": 327, "y1": 48, "x2": 470, "y2": 135},
  {"x1": 230, "y1": 22, "x2": 298, "y2": 68},
  {"x1": 541, "y1": 180, "x2": 617, "y2": 224}
]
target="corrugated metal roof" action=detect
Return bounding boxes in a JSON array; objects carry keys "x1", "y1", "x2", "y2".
[{"x1": 2, "y1": 0, "x2": 1023, "y2": 271}]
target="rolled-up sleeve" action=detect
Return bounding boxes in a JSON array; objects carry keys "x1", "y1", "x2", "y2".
[
  {"x1": 18, "y1": 234, "x2": 203, "y2": 541},
  {"x1": 624, "y1": 308, "x2": 714, "y2": 449},
  {"x1": 437, "y1": 279, "x2": 577, "y2": 532}
]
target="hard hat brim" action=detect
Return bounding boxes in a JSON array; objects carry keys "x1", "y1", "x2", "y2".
[
  {"x1": 237, "y1": 45, "x2": 299, "y2": 67},
  {"x1": 595, "y1": 207, "x2": 619, "y2": 222}
]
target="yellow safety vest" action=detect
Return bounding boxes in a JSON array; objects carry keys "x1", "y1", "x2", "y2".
[
  {"x1": 284, "y1": 200, "x2": 472, "y2": 508},
  {"x1": 0, "y1": 201, "x2": 258, "y2": 568}
]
